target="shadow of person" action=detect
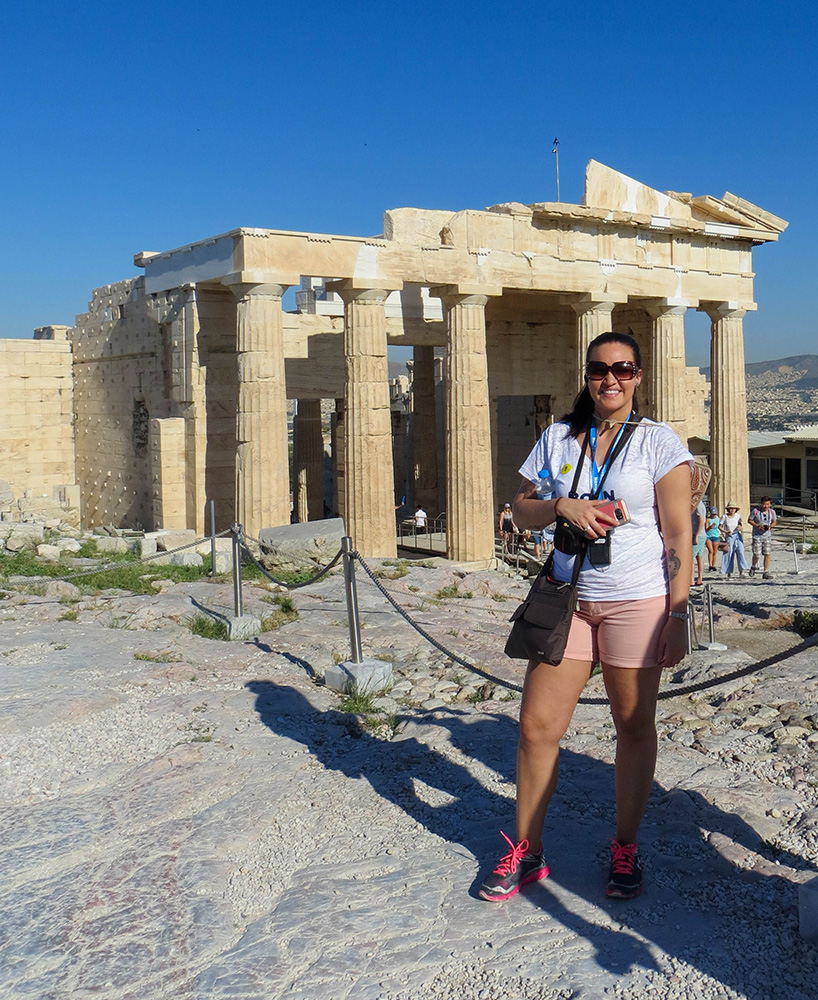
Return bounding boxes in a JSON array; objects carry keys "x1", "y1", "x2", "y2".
[{"x1": 248, "y1": 679, "x2": 818, "y2": 996}]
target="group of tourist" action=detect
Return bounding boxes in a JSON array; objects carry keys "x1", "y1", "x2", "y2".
[{"x1": 691, "y1": 496, "x2": 777, "y2": 581}]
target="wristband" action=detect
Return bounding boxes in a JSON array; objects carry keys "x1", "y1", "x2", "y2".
[
  {"x1": 554, "y1": 497, "x2": 563, "y2": 517},
  {"x1": 669, "y1": 611, "x2": 688, "y2": 621}
]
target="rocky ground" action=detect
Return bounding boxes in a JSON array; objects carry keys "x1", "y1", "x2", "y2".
[{"x1": 1, "y1": 538, "x2": 818, "y2": 999}]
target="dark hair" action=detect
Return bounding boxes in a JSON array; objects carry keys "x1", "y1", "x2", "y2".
[
  {"x1": 760, "y1": 495, "x2": 771, "y2": 504},
  {"x1": 561, "y1": 331, "x2": 642, "y2": 437}
]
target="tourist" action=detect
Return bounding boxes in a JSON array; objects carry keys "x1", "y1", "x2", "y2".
[
  {"x1": 499, "y1": 503, "x2": 517, "y2": 553},
  {"x1": 692, "y1": 498, "x2": 706, "y2": 586},
  {"x1": 479, "y1": 332, "x2": 692, "y2": 903},
  {"x1": 749, "y1": 496, "x2": 777, "y2": 579},
  {"x1": 413, "y1": 505, "x2": 428, "y2": 533},
  {"x1": 719, "y1": 504, "x2": 748, "y2": 578},
  {"x1": 705, "y1": 505, "x2": 721, "y2": 571}
]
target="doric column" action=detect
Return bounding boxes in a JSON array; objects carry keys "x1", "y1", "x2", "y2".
[
  {"x1": 412, "y1": 345, "x2": 438, "y2": 513},
  {"x1": 431, "y1": 285, "x2": 500, "y2": 563},
  {"x1": 332, "y1": 281, "x2": 399, "y2": 558},
  {"x1": 569, "y1": 297, "x2": 616, "y2": 394},
  {"x1": 293, "y1": 398, "x2": 324, "y2": 522},
  {"x1": 645, "y1": 299, "x2": 689, "y2": 441},
  {"x1": 704, "y1": 303, "x2": 749, "y2": 517},
  {"x1": 225, "y1": 279, "x2": 291, "y2": 538}
]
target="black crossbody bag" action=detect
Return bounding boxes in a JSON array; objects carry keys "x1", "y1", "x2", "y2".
[{"x1": 504, "y1": 418, "x2": 640, "y2": 664}]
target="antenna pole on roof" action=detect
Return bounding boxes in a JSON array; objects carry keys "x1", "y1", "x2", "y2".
[{"x1": 551, "y1": 137, "x2": 560, "y2": 202}]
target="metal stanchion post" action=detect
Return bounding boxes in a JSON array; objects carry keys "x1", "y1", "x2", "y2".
[
  {"x1": 209, "y1": 500, "x2": 217, "y2": 576},
  {"x1": 231, "y1": 523, "x2": 243, "y2": 617},
  {"x1": 686, "y1": 602, "x2": 694, "y2": 654},
  {"x1": 793, "y1": 539, "x2": 801, "y2": 575},
  {"x1": 803, "y1": 516, "x2": 807, "y2": 546},
  {"x1": 341, "y1": 535, "x2": 363, "y2": 664},
  {"x1": 706, "y1": 583, "x2": 715, "y2": 645}
]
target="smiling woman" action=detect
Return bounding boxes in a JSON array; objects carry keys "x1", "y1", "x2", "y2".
[{"x1": 479, "y1": 331, "x2": 694, "y2": 904}]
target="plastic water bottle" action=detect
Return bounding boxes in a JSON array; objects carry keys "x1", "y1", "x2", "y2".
[{"x1": 536, "y1": 467, "x2": 554, "y2": 500}]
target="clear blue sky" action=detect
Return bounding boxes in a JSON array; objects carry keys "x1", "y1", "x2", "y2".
[{"x1": 1, "y1": 0, "x2": 815, "y2": 367}]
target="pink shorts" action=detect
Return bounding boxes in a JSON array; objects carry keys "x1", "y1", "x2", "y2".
[{"x1": 563, "y1": 595, "x2": 669, "y2": 668}]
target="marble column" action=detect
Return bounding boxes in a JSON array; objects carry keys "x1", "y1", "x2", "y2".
[
  {"x1": 432, "y1": 287, "x2": 497, "y2": 563},
  {"x1": 412, "y1": 345, "x2": 438, "y2": 513},
  {"x1": 229, "y1": 282, "x2": 290, "y2": 538},
  {"x1": 645, "y1": 299, "x2": 689, "y2": 441},
  {"x1": 293, "y1": 398, "x2": 324, "y2": 522},
  {"x1": 705, "y1": 303, "x2": 749, "y2": 517},
  {"x1": 570, "y1": 298, "x2": 616, "y2": 394},
  {"x1": 336, "y1": 284, "x2": 397, "y2": 558}
]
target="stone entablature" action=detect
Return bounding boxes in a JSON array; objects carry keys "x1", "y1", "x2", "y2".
[{"x1": 16, "y1": 160, "x2": 785, "y2": 557}]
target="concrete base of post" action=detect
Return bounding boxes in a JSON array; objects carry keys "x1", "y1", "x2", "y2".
[
  {"x1": 324, "y1": 659, "x2": 393, "y2": 695},
  {"x1": 799, "y1": 876, "x2": 818, "y2": 939},
  {"x1": 228, "y1": 615, "x2": 262, "y2": 641}
]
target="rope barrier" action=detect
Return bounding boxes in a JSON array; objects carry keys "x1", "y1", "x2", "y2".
[
  {"x1": 235, "y1": 527, "x2": 344, "y2": 589},
  {"x1": 351, "y1": 550, "x2": 816, "y2": 704}
]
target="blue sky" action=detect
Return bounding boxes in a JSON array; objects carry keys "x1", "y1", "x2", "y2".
[{"x1": 1, "y1": 0, "x2": 814, "y2": 366}]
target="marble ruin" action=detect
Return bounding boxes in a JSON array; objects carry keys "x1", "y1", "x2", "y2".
[{"x1": 0, "y1": 161, "x2": 787, "y2": 560}]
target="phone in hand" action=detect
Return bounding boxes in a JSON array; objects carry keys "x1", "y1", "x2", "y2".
[{"x1": 594, "y1": 498, "x2": 630, "y2": 527}]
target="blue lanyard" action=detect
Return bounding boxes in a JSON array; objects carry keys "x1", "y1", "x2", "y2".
[{"x1": 589, "y1": 415, "x2": 630, "y2": 497}]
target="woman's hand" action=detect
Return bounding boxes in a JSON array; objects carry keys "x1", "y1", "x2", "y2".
[
  {"x1": 657, "y1": 617, "x2": 687, "y2": 669},
  {"x1": 554, "y1": 497, "x2": 617, "y2": 539}
]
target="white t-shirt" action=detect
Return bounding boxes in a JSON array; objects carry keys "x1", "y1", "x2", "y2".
[
  {"x1": 414, "y1": 508, "x2": 427, "y2": 528},
  {"x1": 519, "y1": 419, "x2": 692, "y2": 601}
]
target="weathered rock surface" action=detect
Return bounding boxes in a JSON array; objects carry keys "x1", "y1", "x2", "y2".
[{"x1": 0, "y1": 545, "x2": 816, "y2": 998}]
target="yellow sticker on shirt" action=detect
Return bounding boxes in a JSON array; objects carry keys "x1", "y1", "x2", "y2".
[{"x1": 560, "y1": 463, "x2": 572, "y2": 475}]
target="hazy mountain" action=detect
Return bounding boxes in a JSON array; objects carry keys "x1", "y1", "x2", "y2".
[{"x1": 701, "y1": 355, "x2": 818, "y2": 384}]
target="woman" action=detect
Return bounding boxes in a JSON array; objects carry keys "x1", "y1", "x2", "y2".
[
  {"x1": 479, "y1": 332, "x2": 692, "y2": 903},
  {"x1": 705, "y1": 506, "x2": 721, "y2": 571},
  {"x1": 720, "y1": 504, "x2": 748, "y2": 578},
  {"x1": 499, "y1": 503, "x2": 517, "y2": 553}
]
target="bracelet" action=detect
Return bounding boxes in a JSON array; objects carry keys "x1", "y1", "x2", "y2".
[
  {"x1": 554, "y1": 497, "x2": 563, "y2": 517},
  {"x1": 669, "y1": 611, "x2": 688, "y2": 621}
]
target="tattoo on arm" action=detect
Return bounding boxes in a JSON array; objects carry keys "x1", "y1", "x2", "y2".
[{"x1": 666, "y1": 547, "x2": 681, "y2": 581}]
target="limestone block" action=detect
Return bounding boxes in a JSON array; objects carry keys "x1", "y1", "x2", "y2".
[
  {"x1": 228, "y1": 614, "x2": 261, "y2": 640},
  {"x1": 56, "y1": 538, "x2": 82, "y2": 554},
  {"x1": 195, "y1": 538, "x2": 233, "y2": 556},
  {"x1": 258, "y1": 518, "x2": 345, "y2": 572},
  {"x1": 136, "y1": 536, "x2": 158, "y2": 558},
  {"x1": 213, "y1": 551, "x2": 232, "y2": 574},
  {"x1": 5, "y1": 525, "x2": 45, "y2": 551},
  {"x1": 156, "y1": 530, "x2": 198, "y2": 552},
  {"x1": 169, "y1": 551, "x2": 203, "y2": 568},
  {"x1": 324, "y1": 659, "x2": 393, "y2": 695},
  {"x1": 36, "y1": 544, "x2": 62, "y2": 562},
  {"x1": 95, "y1": 536, "x2": 132, "y2": 555}
]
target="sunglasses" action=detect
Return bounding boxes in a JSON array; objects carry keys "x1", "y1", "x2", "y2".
[{"x1": 585, "y1": 361, "x2": 640, "y2": 381}]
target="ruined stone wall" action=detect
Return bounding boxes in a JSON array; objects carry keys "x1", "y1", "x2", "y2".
[
  {"x1": 0, "y1": 336, "x2": 78, "y2": 522},
  {"x1": 72, "y1": 277, "x2": 167, "y2": 528}
]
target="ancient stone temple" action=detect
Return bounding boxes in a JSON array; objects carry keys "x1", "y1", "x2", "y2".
[{"x1": 5, "y1": 161, "x2": 786, "y2": 560}]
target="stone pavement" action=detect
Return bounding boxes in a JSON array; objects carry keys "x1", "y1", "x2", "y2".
[{"x1": 0, "y1": 546, "x2": 817, "y2": 999}]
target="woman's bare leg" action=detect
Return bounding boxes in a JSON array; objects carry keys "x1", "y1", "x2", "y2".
[
  {"x1": 602, "y1": 664, "x2": 663, "y2": 843},
  {"x1": 516, "y1": 656, "x2": 592, "y2": 847}
]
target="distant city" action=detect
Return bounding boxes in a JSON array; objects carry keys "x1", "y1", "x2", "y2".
[{"x1": 702, "y1": 355, "x2": 818, "y2": 431}]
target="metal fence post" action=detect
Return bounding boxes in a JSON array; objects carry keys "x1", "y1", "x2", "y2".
[
  {"x1": 706, "y1": 583, "x2": 715, "y2": 645},
  {"x1": 209, "y1": 500, "x2": 217, "y2": 576},
  {"x1": 341, "y1": 536, "x2": 363, "y2": 664},
  {"x1": 231, "y1": 522, "x2": 243, "y2": 617},
  {"x1": 686, "y1": 601, "x2": 695, "y2": 655},
  {"x1": 793, "y1": 538, "x2": 801, "y2": 575}
]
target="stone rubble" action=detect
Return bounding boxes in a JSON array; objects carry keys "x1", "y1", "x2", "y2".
[{"x1": 0, "y1": 540, "x2": 816, "y2": 997}]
